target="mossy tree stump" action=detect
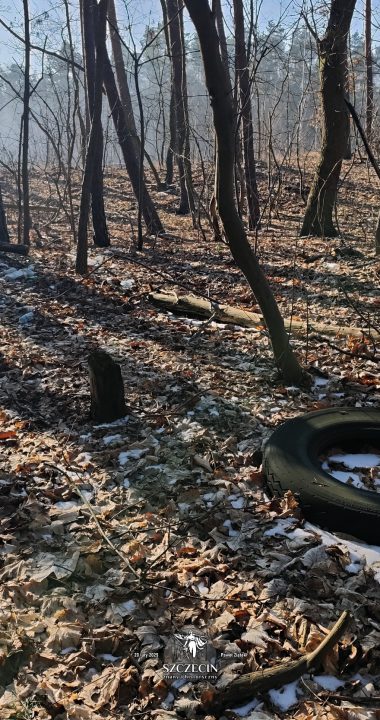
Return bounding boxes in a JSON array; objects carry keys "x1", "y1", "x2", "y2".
[{"x1": 88, "y1": 350, "x2": 127, "y2": 423}]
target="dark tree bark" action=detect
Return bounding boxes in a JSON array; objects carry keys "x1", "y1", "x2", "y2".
[
  {"x1": 80, "y1": 0, "x2": 109, "y2": 248},
  {"x1": 159, "y1": 0, "x2": 176, "y2": 187},
  {"x1": 233, "y1": 0, "x2": 260, "y2": 229},
  {"x1": 166, "y1": 0, "x2": 196, "y2": 218},
  {"x1": 165, "y1": 86, "x2": 176, "y2": 187},
  {"x1": 76, "y1": 0, "x2": 108, "y2": 274},
  {"x1": 21, "y1": 0, "x2": 31, "y2": 246},
  {"x1": 183, "y1": 0, "x2": 307, "y2": 385},
  {"x1": 343, "y1": 48, "x2": 352, "y2": 159},
  {"x1": 301, "y1": 0, "x2": 357, "y2": 237},
  {"x1": 103, "y1": 51, "x2": 164, "y2": 236},
  {"x1": 88, "y1": 350, "x2": 127, "y2": 422},
  {"x1": 0, "y1": 185, "x2": 10, "y2": 244},
  {"x1": 365, "y1": 0, "x2": 373, "y2": 142},
  {"x1": 214, "y1": 0, "x2": 231, "y2": 83}
]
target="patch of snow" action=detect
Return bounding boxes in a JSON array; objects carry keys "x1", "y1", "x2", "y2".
[
  {"x1": 268, "y1": 680, "x2": 300, "y2": 711},
  {"x1": 232, "y1": 698, "x2": 260, "y2": 716},
  {"x1": 203, "y1": 492, "x2": 217, "y2": 502},
  {"x1": 313, "y1": 377, "x2": 329, "y2": 388},
  {"x1": 102, "y1": 434, "x2": 122, "y2": 445},
  {"x1": 54, "y1": 501, "x2": 80, "y2": 510},
  {"x1": 208, "y1": 407, "x2": 220, "y2": 416},
  {"x1": 305, "y1": 522, "x2": 380, "y2": 582},
  {"x1": 195, "y1": 396, "x2": 220, "y2": 416},
  {"x1": 3, "y1": 266, "x2": 36, "y2": 281},
  {"x1": 314, "y1": 675, "x2": 344, "y2": 691},
  {"x1": 325, "y1": 469, "x2": 365, "y2": 489},
  {"x1": 98, "y1": 653, "x2": 121, "y2": 662},
  {"x1": 95, "y1": 415, "x2": 129, "y2": 428},
  {"x1": 118, "y1": 448, "x2": 148, "y2": 465},
  {"x1": 178, "y1": 502, "x2": 190, "y2": 512},
  {"x1": 120, "y1": 278, "x2": 135, "y2": 290},
  {"x1": 230, "y1": 496, "x2": 245, "y2": 509},
  {"x1": 223, "y1": 519, "x2": 240, "y2": 537},
  {"x1": 327, "y1": 452, "x2": 380, "y2": 469},
  {"x1": 264, "y1": 518, "x2": 296, "y2": 537},
  {"x1": 180, "y1": 317, "x2": 204, "y2": 326}
]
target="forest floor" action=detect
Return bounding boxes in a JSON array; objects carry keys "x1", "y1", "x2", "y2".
[{"x1": 0, "y1": 157, "x2": 380, "y2": 720}]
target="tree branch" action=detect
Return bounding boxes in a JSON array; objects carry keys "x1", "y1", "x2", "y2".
[
  {"x1": 210, "y1": 611, "x2": 351, "y2": 711},
  {"x1": 0, "y1": 18, "x2": 84, "y2": 71}
]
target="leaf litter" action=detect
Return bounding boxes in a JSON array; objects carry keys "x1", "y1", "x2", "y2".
[{"x1": 0, "y1": 162, "x2": 379, "y2": 718}]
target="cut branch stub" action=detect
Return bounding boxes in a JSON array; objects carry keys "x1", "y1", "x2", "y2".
[{"x1": 88, "y1": 350, "x2": 127, "y2": 423}]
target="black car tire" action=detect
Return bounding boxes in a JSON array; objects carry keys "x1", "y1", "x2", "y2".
[{"x1": 263, "y1": 407, "x2": 380, "y2": 545}]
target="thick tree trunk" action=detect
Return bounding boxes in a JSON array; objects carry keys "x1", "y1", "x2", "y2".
[
  {"x1": 183, "y1": 0, "x2": 307, "y2": 386},
  {"x1": 159, "y1": 0, "x2": 176, "y2": 187},
  {"x1": 103, "y1": 52, "x2": 164, "y2": 236},
  {"x1": 21, "y1": 0, "x2": 31, "y2": 246},
  {"x1": 365, "y1": 0, "x2": 373, "y2": 143},
  {"x1": 80, "y1": 0, "x2": 109, "y2": 248},
  {"x1": 166, "y1": 0, "x2": 196, "y2": 218},
  {"x1": 76, "y1": 0, "x2": 108, "y2": 274},
  {"x1": 233, "y1": 0, "x2": 260, "y2": 229},
  {"x1": 300, "y1": 0, "x2": 356, "y2": 237}
]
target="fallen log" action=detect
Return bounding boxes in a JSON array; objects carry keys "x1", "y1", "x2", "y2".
[
  {"x1": 207, "y1": 610, "x2": 350, "y2": 712},
  {"x1": 149, "y1": 291, "x2": 379, "y2": 341},
  {"x1": 0, "y1": 243, "x2": 29, "y2": 256}
]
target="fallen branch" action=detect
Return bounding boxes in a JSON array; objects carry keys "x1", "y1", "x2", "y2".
[
  {"x1": 209, "y1": 610, "x2": 350, "y2": 711},
  {"x1": 0, "y1": 243, "x2": 29, "y2": 255},
  {"x1": 149, "y1": 292, "x2": 379, "y2": 341}
]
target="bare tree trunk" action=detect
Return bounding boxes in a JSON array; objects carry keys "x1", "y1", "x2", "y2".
[
  {"x1": 103, "y1": 51, "x2": 164, "y2": 236},
  {"x1": 107, "y1": 0, "x2": 161, "y2": 189},
  {"x1": 183, "y1": 0, "x2": 307, "y2": 386},
  {"x1": 365, "y1": 0, "x2": 373, "y2": 143},
  {"x1": 343, "y1": 47, "x2": 352, "y2": 159},
  {"x1": 76, "y1": 0, "x2": 108, "y2": 274},
  {"x1": 166, "y1": 0, "x2": 195, "y2": 218},
  {"x1": 165, "y1": 86, "x2": 176, "y2": 187},
  {"x1": 301, "y1": 0, "x2": 357, "y2": 237},
  {"x1": 80, "y1": 0, "x2": 109, "y2": 248},
  {"x1": 214, "y1": 0, "x2": 231, "y2": 82},
  {"x1": 64, "y1": 0, "x2": 84, "y2": 243},
  {"x1": 22, "y1": 0, "x2": 31, "y2": 246},
  {"x1": 159, "y1": 0, "x2": 176, "y2": 187},
  {"x1": 233, "y1": 0, "x2": 260, "y2": 229}
]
